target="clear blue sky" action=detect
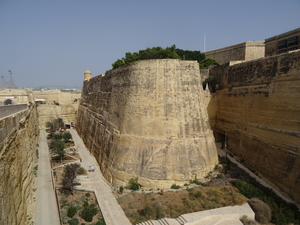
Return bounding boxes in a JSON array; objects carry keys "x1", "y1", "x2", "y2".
[{"x1": 0, "y1": 0, "x2": 299, "y2": 88}]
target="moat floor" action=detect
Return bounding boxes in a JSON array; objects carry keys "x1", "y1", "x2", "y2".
[{"x1": 35, "y1": 130, "x2": 60, "y2": 225}]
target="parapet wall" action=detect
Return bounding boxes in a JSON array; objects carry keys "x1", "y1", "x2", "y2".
[
  {"x1": 76, "y1": 59, "x2": 218, "y2": 188},
  {"x1": 204, "y1": 41, "x2": 265, "y2": 65},
  {"x1": 208, "y1": 50, "x2": 300, "y2": 203},
  {"x1": 0, "y1": 103, "x2": 39, "y2": 225}
]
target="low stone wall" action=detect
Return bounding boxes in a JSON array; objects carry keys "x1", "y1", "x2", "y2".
[
  {"x1": 0, "y1": 103, "x2": 39, "y2": 225},
  {"x1": 0, "y1": 104, "x2": 27, "y2": 119}
]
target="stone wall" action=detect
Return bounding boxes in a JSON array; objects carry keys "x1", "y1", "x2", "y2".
[
  {"x1": 208, "y1": 50, "x2": 300, "y2": 203},
  {"x1": 76, "y1": 59, "x2": 218, "y2": 189},
  {"x1": 204, "y1": 41, "x2": 265, "y2": 65},
  {"x1": 0, "y1": 103, "x2": 39, "y2": 225},
  {"x1": 0, "y1": 88, "x2": 34, "y2": 105},
  {"x1": 33, "y1": 90, "x2": 81, "y2": 128},
  {"x1": 37, "y1": 104, "x2": 78, "y2": 129}
]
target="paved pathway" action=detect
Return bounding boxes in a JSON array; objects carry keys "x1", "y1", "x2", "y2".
[
  {"x1": 70, "y1": 129, "x2": 132, "y2": 225},
  {"x1": 35, "y1": 130, "x2": 60, "y2": 225}
]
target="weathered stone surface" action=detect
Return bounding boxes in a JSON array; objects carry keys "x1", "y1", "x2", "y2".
[
  {"x1": 0, "y1": 102, "x2": 39, "y2": 225},
  {"x1": 208, "y1": 50, "x2": 300, "y2": 203},
  {"x1": 76, "y1": 59, "x2": 218, "y2": 189},
  {"x1": 33, "y1": 90, "x2": 81, "y2": 128}
]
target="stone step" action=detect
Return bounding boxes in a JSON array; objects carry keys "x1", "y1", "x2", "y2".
[
  {"x1": 136, "y1": 220, "x2": 155, "y2": 225},
  {"x1": 157, "y1": 218, "x2": 169, "y2": 225},
  {"x1": 176, "y1": 216, "x2": 187, "y2": 225}
]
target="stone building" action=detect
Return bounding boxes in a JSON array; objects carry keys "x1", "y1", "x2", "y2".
[
  {"x1": 265, "y1": 28, "x2": 300, "y2": 56},
  {"x1": 203, "y1": 41, "x2": 265, "y2": 65}
]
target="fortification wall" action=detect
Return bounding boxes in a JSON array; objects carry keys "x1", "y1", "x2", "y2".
[
  {"x1": 33, "y1": 90, "x2": 80, "y2": 128},
  {"x1": 208, "y1": 50, "x2": 300, "y2": 203},
  {"x1": 0, "y1": 103, "x2": 39, "y2": 225},
  {"x1": 76, "y1": 59, "x2": 218, "y2": 189},
  {"x1": 0, "y1": 88, "x2": 34, "y2": 105},
  {"x1": 37, "y1": 104, "x2": 78, "y2": 129},
  {"x1": 204, "y1": 41, "x2": 265, "y2": 65}
]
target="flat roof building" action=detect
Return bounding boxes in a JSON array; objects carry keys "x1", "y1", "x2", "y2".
[
  {"x1": 204, "y1": 41, "x2": 265, "y2": 65},
  {"x1": 265, "y1": 28, "x2": 300, "y2": 56}
]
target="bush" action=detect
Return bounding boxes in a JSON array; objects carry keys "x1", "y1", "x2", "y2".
[
  {"x1": 94, "y1": 218, "x2": 106, "y2": 225},
  {"x1": 191, "y1": 180, "x2": 203, "y2": 185},
  {"x1": 240, "y1": 215, "x2": 256, "y2": 225},
  {"x1": 171, "y1": 184, "x2": 180, "y2": 189},
  {"x1": 232, "y1": 179, "x2": 300, "y2": 225},
  {"x1": 68, "y1": 217, "x2": 79, "y2": 225},
  {"x1": 248, "y1": 198, "x2": 271, "y2": 224},
  {"x1": 67, "y1": 205, "x2": 77, "y2": 218},
  {"x1": 128, "y1": 177, "x2": 141, "y2": 191},
  {"x1": 77, "y1": 167, "x2": 87, "y2": 175},
  {"x1": 119, "y1": 186, "x2": 124, "y2": 194},
  {"x1": 80, "y1": 201, "x2": 98, "y2": 222}
]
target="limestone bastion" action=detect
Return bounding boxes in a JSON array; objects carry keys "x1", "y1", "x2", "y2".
[{"x1": 76, "y1": 59, "x2": 218, "y2": 189}]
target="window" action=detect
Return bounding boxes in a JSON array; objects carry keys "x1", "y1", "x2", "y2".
[
  {"x1": 288, "y1": 36, "x2": 298, "y2": 47},
  {"x1": 278, "y1": 40, "x2": 287, "y2": 50}
]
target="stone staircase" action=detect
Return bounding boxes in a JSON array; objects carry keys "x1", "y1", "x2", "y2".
[{"x1": 136, "y1": 203, "x2": 254, "y2": 225}]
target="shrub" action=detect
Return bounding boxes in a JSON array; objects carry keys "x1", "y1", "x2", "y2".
[
  {"x1": 194, "y1": 191, "x2": 203, "y2": 199},
  {"x1": 67, "y1": 205, "x2": 77, "y2": 218},
  {"x1": 240, "y1": 215, "x2": 256, "y2": 225},
  {"x1": 128, "y1": 177, "x2": 141, "y2": 191},
  {"x1": 119, "y1": 186, "x2": 124, "y2": 194},
  {"x1": 85, "y1": 193, "x2": 91, "y2": 198},
  {"x1": 77, "y1": 167, "x2": 87, "y2": 175},
  {"x1": 191, "y1": 180, "x2": 203, "y2": 185},
  {"x1": 67, "y1": 217, "x2": 79, "y2": 225},
  {"x1": 248, "y1": 198, "x2": 271, "y2": 224},
  {"x1": 171, "y1": 184, "x2": 180, "y2": 189},
  {"x1": 80, "y1": 201, "x2": 98, "y2": 222}
]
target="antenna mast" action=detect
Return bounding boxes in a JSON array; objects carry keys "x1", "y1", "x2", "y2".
[{"x1": 204, "y1": 32, "x2": 206, "y2": 52}]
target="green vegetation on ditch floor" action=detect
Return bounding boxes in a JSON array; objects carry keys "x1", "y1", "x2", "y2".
[
  {"x1": 232, "y1": 179, "x2": 300, "y2": 225},
  {"x1": 117, "y1": 185, "x2": 247, "y2": 224},
  {"x1": 58, "y1": 190, "x2": 106, "y2": 225}
]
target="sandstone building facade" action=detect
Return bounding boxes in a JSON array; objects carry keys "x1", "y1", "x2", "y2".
[
  {"x1": 204, "y1": 41, "x2": 265, "y2": 65},
  {"x1": 265, "y1": 28, "x2": 300, "y2": 56},
  {"x1": 76, "y1": 59, "x2": 219, "y2": 189}
]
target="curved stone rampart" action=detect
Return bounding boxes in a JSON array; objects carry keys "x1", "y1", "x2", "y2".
[{"x1": 76, "y1": 59, "x2": 218, "y2": 188}]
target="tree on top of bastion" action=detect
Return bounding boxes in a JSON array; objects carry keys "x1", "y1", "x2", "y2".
[{"x1": 110, "y1": 44, "x2": 217, "y2": 70}]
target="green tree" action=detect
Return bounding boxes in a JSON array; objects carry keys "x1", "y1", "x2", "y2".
[
  {"x1": 50, "y1": 139, "x2": 65, "y2": 163},
  {"x1": 175, "y1": 48, "x2": 205, "y2": 62},
  {"x1": 199, "y1": 58, "x2": 220, "y2": 69},
  {"x1": 62, "y1": 132, "x2": 72, "y2": 143},
  {"x1": 62, "y1": 163, "x2": 81, "y2": 194},
  {"x1": 111, "y1": 45, "x2": 181, "y2": 69}
]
